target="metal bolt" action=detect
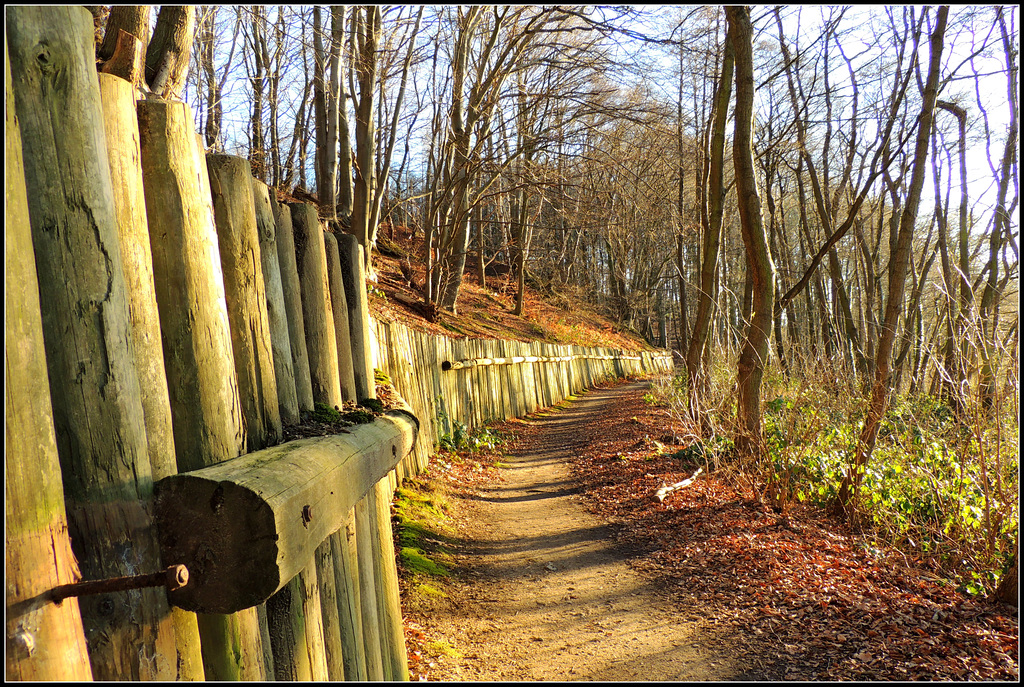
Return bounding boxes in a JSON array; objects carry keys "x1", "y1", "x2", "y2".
[{"x1": 50, "y1": 565, "x2": 189, "y2": 604}]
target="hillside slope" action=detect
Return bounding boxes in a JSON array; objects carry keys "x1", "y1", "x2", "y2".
[{"x1": 365, "y1": 226, "x2": 654, "y2": 351}]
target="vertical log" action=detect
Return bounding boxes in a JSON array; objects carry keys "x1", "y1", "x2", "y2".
[
  {"x1": 331, "y1": 515, "x2": 368, "y2": 680},
  {"x1": 324, "y1": 231, "x2": 359, "y2": 402},
  {"x1": 369, "y1": 477, "x2": 410, "y2": 681},
  {"x1": 138, "y1": 98, "x2": 245, "y2": 471},
  {"x1": 206, "y1": 153, "x2": 282, "y2": 450},
  {"x1": 8, "y1": 7, "x2": 178, "y2": 679},
  {"x1": 253, "y1": 178, "x2": 300, "y2": 426},
  {"x1": 265, "y1": 577, "x2": 313, "y2": 681},
  {"x1": 354, "y1": 497, "x2": 385, "y2": 680},
  {"x1": 138, "y1": 98, "x2": 270, "y2": 681},
  {"x1": 291, "y1": 202, "x2": 343, "y2": 409},
  {"x1": 5, "y1": 34, "x2": 93, "y2": 682},
  {"x1": 273, "y1": 196, "x2": 316, "y2": 413},
  {"x1": 314, "y1": 536, "x2": 347, "y2": 680},
  {"x1": 337, "y1": 233, "x2": 377, "y2": 400},
  {"x1": 98, "y1": 70, "x2": 205, "y2": 681}
]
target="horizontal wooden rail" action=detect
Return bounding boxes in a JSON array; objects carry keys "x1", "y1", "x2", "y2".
[
  {"x1": 440, "y1": 351, "x2": 672, "y2": 371},
  {"x1": 153, "y1": 408, "x2": 418, "y2": 615}
]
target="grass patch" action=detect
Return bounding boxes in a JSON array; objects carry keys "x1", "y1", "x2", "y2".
[{"x1": 393, "y1": 475, "x2": 457, "y2": 611}]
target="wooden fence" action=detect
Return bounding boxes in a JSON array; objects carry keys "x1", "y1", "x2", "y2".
[
  {"x1": 372, "y1": 320, "x2": 673, "y2": 480},
  {"x1": 5, "y1": 7, "x2": 670, "y2": 682}
]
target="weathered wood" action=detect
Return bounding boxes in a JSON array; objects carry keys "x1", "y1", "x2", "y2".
[
  {"x1": 138, "y1": 98, "x2": 269, "y2": 682},
  {"x1": 98, "y1": 71, "x2": 205, "y2": 681},
  {"x1": 330, "y1": 514, "x2": 368, "y2": 680},
  {"x1": 291, "y1": 202, "x2": 343, "y2": 408},
  {"x1": 196, "y1": 607, "x2": 268, "y2": 681},
  {"x1": 138, "y1": 97, "x2": 245, "y2": 470},
  {"x1": 337, "y1": 232, "x2": 377, "y2": 400},
  {"x1": 99, "y1": 29, "x2": 146, "y2": 87},
  {"x1": 154, "y1": 410, "x2": 418, "y2": 614},
  {"x1": 369, "y1": 476, "x2": 411, "y2": 680},
  {"x1": 207, "y1": 153, "x2": 282, "y2": 451},
  {"x1": 314, "y1": 535, "x2": 347, "y2": 680},
  {"x1": 273, "y1": 196, "x2": 316, "y2": 413},
  {"x1": 324, "y1": 230, "x2": 359, "y2": 402},
  {"x1": 253, "y1": 178, "x2": 300, "y2": 426},
  {"x1": 354, "y1": 497, "x2": 386, "y2": 681},
  {"x1": 4, "y1": 35, "x2": 93, "y2": 681},
  {"x1": 266, "y1": 561, "x2": 327, "y2": 681},
  {"x1": 7, "y1": 7, "x2": 177, "y2": 679},
  {"x1": 98, "y1": 5, "x2": 149, "y2": 61}
]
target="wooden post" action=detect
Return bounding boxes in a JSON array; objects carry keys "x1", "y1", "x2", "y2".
[
  {"x1": 369, "y1": 477, "x2": 411, "y2": 681},
  {"x1": 8, "y1": 7, "x2": 179, "y2": 680},
  {"x1": 5, "y1": 35, "x2": 93, "y2": 682},
  {"x1": 206, "y1": 153, "x2": 282, "y2": 450},
  {"x1": 354, "y1": 497, "x2": 386, "y2": 681},
  {"x1": 253, "y1": 178, "x2": 301, "y2": 426},
  {"x1": 265, "y1": 560, "x2": 329, "y2": 681},
  {"x1": 137, "y1": 98, "x2": 246, "y2": 471},
  {"x1": 324, "y1": 231, "x2": 359, "y2": 402},
  {"x1": 291, "y1": 202, "x2": 343, "y2": 409},
  {"x1": 137, "y1": 97, "x2": 270, "y2": 681},
  {"x1": 97, "y1": 71, "x2": 205, "y2": 681},
  {"x1": 337, "y1": 232, "x2": 377, "y2": 400},
  {"x1": 331, "y1": 515, "x2": 368, "y2": 680},
  {"x1": 273, "y1": 196, "x2": 316, "y2": 413},
  {"x1": 314, "y1": 536, "x2": 347, "y2": 680}
]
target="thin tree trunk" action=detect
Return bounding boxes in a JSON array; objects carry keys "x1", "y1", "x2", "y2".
[{"x1": 833, "y1": 6, "x2": 948, "y2": 518}]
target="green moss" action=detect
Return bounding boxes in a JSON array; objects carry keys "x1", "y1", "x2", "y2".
[
  {"x1": 400, "y1": 547, "x2": 450, "y2": 577},
  {"x1": 312, "y1": 402, "x2": 344, "y2": 423},
  {"x1": 341, "y1": 409, "x2": 374, "y2": 424},
  {"x1": 359, "y1": 397, "x2": 386, "y2": 414}
]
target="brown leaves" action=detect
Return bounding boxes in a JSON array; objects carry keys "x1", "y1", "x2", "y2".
[{"x1": 567, "y1": 383, "x2": 1019, "y2": 681}]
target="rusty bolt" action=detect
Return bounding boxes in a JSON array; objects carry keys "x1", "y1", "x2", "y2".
[{"x1": 50, "y1": 564, "x2": 190, "y2": 604}]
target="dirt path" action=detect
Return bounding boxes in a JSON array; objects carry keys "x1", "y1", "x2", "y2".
[{"x1": 411, "y1": 381, "x2": 756, "y2": 681}]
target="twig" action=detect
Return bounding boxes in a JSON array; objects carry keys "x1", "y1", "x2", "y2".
[{"x1": 655, "y1": 467, "x2": 703, "y2": 502}]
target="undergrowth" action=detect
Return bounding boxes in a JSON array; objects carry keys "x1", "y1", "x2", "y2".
[{"x1": 646, "y1": 358, "x2": 1019, "y2": 599}]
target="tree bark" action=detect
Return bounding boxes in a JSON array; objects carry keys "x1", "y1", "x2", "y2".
[
  {"x1": 8, "y1": 7, "x2": 178, "y2": 678},
  {"x1": 145, "y1": 5, "x2": 194, "y2": 99},
  {"x1": 726, "y1": 6, "x2": 776, "y2": 459},
  {"x1": 5, "y1": 34, "x2": 93, "y2": 681},
  {"x1": 833, "y1": 6, "x2": 948, "y2": 517}
]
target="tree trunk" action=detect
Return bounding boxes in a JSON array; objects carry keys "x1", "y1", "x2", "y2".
[
  {"x1": 5, "y1": 35, "x2": 93, "y2": 681},
  {"x1": 206, "y1": 153, "x2": 283, "y2": 450},
  {"x1": 992, "y1": 549, "x2": 1017, "y2": 606},
  {"x1": 145, "y1": 5, "x2": 194, "y2": 99},
  {"x1": 352, "y1": 6, "x2": 381, "y2": 266},
  {"x1": 726, "y1": 6, "x2": 776, "y2": 459},
  {"x1": 686, "y1": 29, "x2": 733, "y2": 420},
  {"x1": 833, "y1": 6, "x2": 948, "y2": 517},
  {"x1": 98, "y1": 5, "x2": 149, "y2": 61},
  {"x1": 8, "y1": 7, "x2": 178, "y2": 679}
]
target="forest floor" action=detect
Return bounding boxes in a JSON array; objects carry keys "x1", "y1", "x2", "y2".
[{"x1": 398, "y1": 377, "x2": 1019, "y2": 682}]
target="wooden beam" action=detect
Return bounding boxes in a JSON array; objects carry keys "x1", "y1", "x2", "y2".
[{"x1": 154, "y1": 410, "x2": 418, "y2": 614}]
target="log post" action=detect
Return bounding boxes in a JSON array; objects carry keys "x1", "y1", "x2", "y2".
[
  {"x1": 273, "y1": 196, "x2": 316, "y2": 413},
  {"x1": 369, "y1": 477, "x2": 410, "y2": 680},
  {"x1": 98, "y1": 71, "x2": 205, "y2": 681},
  {"x1": 137, "y1": 97, "x2": 270, "y2": 681},
  {"x1": 253, "y1": 178, "x2": 300, "y2": 426},
  {"x1": 354, "y1": 497, "x2": 386, "y2": 681},
  {"x1": 8, "y1": 7, "x2": 179, "y2": 680},
  {"x1": 314, "y1": 536, "x2": 347, "y2": 680},
  {"x1": 206, "y1": 153, "x2": 282, "y2": 450},
  {"x1": 337, "y1": 232, "x2": 377, "y2": 400},
  {"x1": 331, "y1": 515, "x2": 368, "y2": 680},
  {"x1": 291, "y1": 202, "x2": 343, "y2": 409},
  {"x1": 324, "y1": 231, "x2": 359, "y2": 402},
  {"x1": 5, "y1": 35, "x2": 93, "y2": 682}
]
